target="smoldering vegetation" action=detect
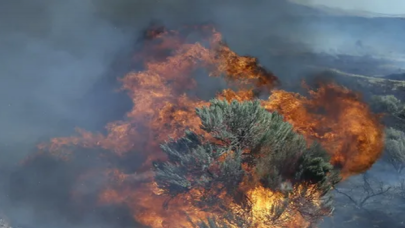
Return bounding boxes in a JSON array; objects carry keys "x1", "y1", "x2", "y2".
[{"x1": 1, "y1": 0, "x2": 405, "y2": 227}]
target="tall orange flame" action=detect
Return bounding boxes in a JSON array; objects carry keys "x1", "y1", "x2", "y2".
[{"x1": 263, "y1": 84, "x2": 384, "y2": 178}]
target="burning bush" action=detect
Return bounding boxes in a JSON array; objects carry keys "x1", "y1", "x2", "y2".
[
  {"x1": 19, "y1": 24, "x2": 384, "y2": 228},
  {"x1": 154, "y1": 99, "x2": 340, "y2": 227}
]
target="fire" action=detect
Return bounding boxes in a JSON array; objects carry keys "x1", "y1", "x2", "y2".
[
  {"x1": 263, "y1": 84, "x2": 384, "y2": 177},
  {"x1": 246, "y1": 185, "x2": 311, "y2": 228},
  {"x1": 31, "y1": 24, "x2": 384, "y2": 227}
]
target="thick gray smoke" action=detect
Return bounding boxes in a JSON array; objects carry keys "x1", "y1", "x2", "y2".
[
  {"x1": 0, "y1": 0, "x2": 283, "y2": 164},
  {"x1": 0, "y1": 0, "x2": 133, "y2": 166},
  {"x1": 0, "y1": 0, "x2": 402, "y2": 227},
  {"x1": 0, "y1": 0, "x2": 320, "y2": 170}
]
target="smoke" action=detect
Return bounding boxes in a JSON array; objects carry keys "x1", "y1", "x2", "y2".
[
  {"x1": 0, "y1": 0, "x2": 398, "y2": 227},
  {"x1": 299, "y1": 0, "x2": 405, "y2": 15},
  {"x1": 0, "y1": 0, "x2": 134, "y2": 167},
  {"x1": 0, "y1": 0, "x2": 319, "y2": 167}
]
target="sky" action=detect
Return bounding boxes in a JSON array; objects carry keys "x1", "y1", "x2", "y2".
[{"x1": 296, "y1": 0, "x2": 405, "y2": 15}]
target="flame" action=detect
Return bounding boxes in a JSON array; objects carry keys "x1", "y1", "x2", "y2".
[
  {"x1": 245, "y1": 185, "x2": 310, "y2": 228},
  {"x1": 262, "y1": 84, "x2": 384, "y2": 178},
  {"x1": 32, "y1": 25, "x2": 384, "y2": 227}
]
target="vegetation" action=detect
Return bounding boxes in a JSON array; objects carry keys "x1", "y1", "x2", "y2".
[
  {"x1": 371, "y1": 95, "x2": 405, "y2": 119},
  {"x1": 153, "y1": 99, "x2": 340, "y2": 226},
  {"x1": 384, "y1": 127, "x2": 405, "y2": 174},
  {"x1": 196, "y1": 217, "x2": 234, "y2": 228}
]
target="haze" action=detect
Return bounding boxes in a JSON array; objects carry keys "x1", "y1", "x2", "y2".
[{"x1": 295, "y1": 0, "x2": 405, "y2": 15}]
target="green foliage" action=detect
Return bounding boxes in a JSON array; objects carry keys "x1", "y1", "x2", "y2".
[
  {"x1": 384, "y1": 127, "x2": 405, "y2": 174},
  {"x1": 196, "y1": 217, "x2": 242, "y2": 228},
  {"x1": 153, "y1": 99, "x2": 340, "y2": 225},
  {"x1": 194, "y1": 215, "x2": 248, "y2": 228},
  {"x1": 371, "y1": 95, "x2": 405, "y2": 118},
  {"x1": 196, "y1": 217, "x2": 229, "y2": 228},
  {"x1": 296, "y1": 144, "x2": 341, "y2": 195}
]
